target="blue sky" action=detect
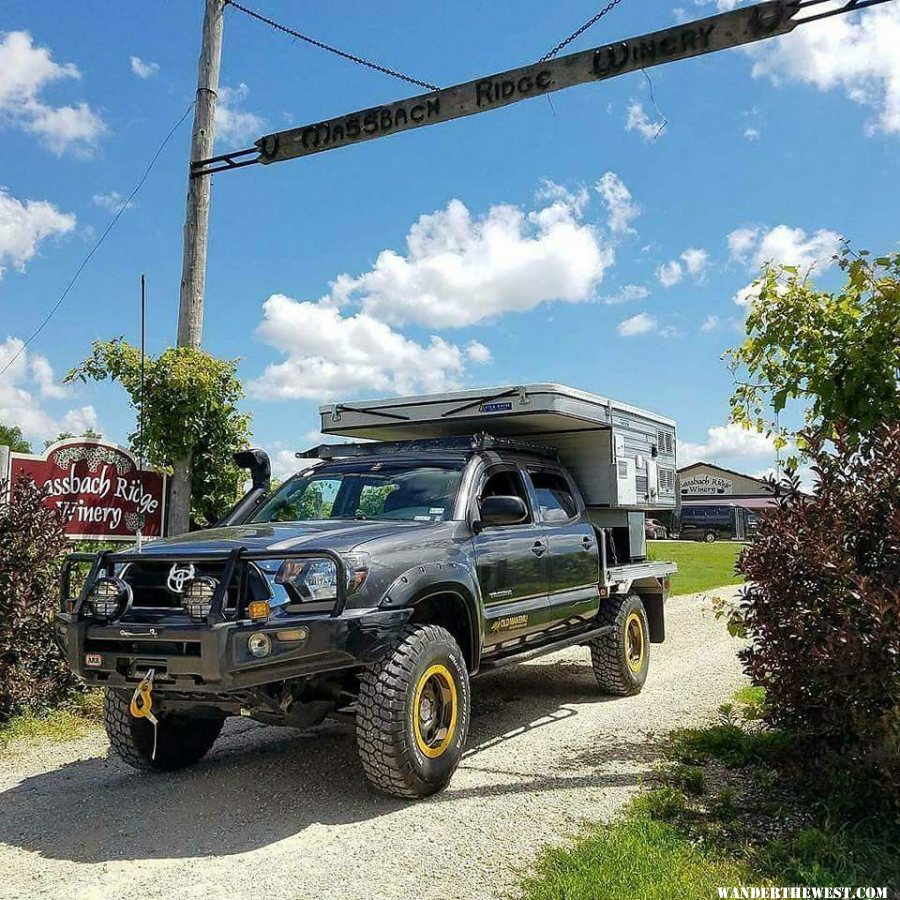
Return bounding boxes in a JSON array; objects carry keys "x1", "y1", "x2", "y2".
[{"x1": 1, "y1": 0, "x2": 898, "y2": 480}]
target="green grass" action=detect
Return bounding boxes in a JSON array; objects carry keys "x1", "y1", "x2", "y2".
[
  {"x1": 648, "y1": 540, "x2": 744, "y2": 595},
  {"x1": 0, "y1": 691, "x2": 103, "y2": 753},
  {"x1": 522, "y1": 688, "x2": 900, "y2": 899}
]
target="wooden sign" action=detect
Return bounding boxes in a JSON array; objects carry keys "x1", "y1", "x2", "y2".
[
  {"x1": 4, "y1": 438, "x2": 167, "y2": 541},
  {"x1": 255, "y1": 0, "x2": 799, "y2": 165}
]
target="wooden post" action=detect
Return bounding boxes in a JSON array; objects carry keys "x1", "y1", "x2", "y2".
[{"x1": 170, "y1": 0, "x2": 225, "y2": 536}]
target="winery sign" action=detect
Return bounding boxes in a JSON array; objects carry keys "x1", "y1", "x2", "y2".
[{"x1": 2, "y1": 438, "x2": 166, "y2": 540}]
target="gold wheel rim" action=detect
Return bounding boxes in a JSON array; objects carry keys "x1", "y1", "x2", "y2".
[
  {"x1": 413, "y1": 663, "x2": 458, "y2": 758},
  {"x1": 625, "y1": 612, "x2": 645, "y2": 673}
]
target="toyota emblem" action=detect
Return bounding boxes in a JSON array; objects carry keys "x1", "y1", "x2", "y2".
[{"x1": 167, "y1": 563, "x2": 196, "y2": 594}]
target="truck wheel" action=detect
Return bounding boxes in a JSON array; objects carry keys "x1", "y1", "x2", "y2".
[
  {"x1": 589, "y1": 594, "x2": 650, "y2": 696},
  {"x1": 103, "y1": 689, "x2": 224, "y2": 772},
  {"x1": 703, "y1": 530, "x2": 717, "y2": 543},
  {"x1": 356, "y1": 624, "x2": 471, "y2": 799}
]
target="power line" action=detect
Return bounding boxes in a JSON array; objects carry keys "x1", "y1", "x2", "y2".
[
  {"x1": 225, "y1": 0, "x2": 440, "y2": 92},
  {"x1": 0, "y1": 102, "x2": 196, "y2": 383},
  {"x1": 541, "y1": 0, "x2": 627, "y2": 62}
]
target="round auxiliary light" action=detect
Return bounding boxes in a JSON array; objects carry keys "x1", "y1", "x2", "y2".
[
  {"x1": 181, "y1": 576, "x2": 218, "y2": 620},
  {"x1": 87, "y1": 577, "x2": 131, "y2": 621},
  {"x1": 248, "y1": 632, "x2": 272, "y2": 659}
]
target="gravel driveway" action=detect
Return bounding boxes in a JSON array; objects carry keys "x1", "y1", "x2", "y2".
[{"x1": 0, "y1": 587, "x2": 745, "y2": 900}]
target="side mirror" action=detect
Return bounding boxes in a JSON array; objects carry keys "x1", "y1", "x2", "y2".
[{"x1": 479, "y1": 495, "x2": 528, "y2": 527}]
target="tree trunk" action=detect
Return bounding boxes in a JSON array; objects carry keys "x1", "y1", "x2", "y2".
[{"x1": 168, "y1": 456, "x2": 193, "y2": 536}]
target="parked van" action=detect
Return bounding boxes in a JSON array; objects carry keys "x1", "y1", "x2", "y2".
[{"x1": 672, "y1": 504, "x2": 757, "y2": 542}]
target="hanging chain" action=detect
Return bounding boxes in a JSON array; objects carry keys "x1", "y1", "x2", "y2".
[{"x1": 540, "y1": 0, "x2": 627, "y2": 62}]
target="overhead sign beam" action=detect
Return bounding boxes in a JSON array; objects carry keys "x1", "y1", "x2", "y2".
[{"x1": 192, "y1": 0, "x2": 894, "y2": 175}]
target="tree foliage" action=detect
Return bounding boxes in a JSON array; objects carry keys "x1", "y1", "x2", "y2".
[
  {"x1": 0, "y1": 423, "x2": 32, "y2": 453},
  {"x1": 0, "y1": 476, "x2": 75, "y2": 722},
  {"x1": 736, "y1": 424, "x2": 900, "y2": 797},
  {"x1": 726, "y1": 246, "x2": 900, "y2": 451},
  {"x1": 67, "y1": 339, "x2": 251, "y2": 528},
  {"x1": 43, "y1": 428, "x2": 102, "y2": 451}
]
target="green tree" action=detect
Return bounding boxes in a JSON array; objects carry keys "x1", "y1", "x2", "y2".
[
  {"x1": 43, "y1": 428, "x2": 102, "y2": 451},
  {"x1": 67, "y1": 339, "x2": 251, "y2": 530},
  {"x1": 726, "y1": 246, "x2": 900, "y2": 453},
  {"x1": 0, "y1": 423, "x2": 32, "y2": 453}
]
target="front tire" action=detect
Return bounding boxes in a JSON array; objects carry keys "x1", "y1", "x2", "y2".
[
  {"x1": 703, "y1": 530, "x2": 717, "y2": 543},
  {"x1": 103, "y1": 689, "x2": 224, "y2": 772},
  {"x1": 356, "y1": 624, "x2": 470, "y2": 799},
  {"x1": 589, "y1": 594, "x2": 650, "y2": 696}
]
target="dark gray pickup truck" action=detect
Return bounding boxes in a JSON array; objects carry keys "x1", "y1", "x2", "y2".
[{"x1": 57, "y1": 434, "x2": 675, "y2": 798}]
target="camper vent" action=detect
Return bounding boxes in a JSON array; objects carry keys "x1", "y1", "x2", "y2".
[
  {"x1": 617, "y1": 459, "x2": 629, "y2": 479},
  {"x1": 658, "y1": 467, "x2": 676, "y2": 493},
  {"x1": 657, "y1": 430, "x2": 675, "y2": 455}
]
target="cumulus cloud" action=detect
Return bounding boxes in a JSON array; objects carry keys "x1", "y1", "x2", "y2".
[
  {"x1": 0, "y1": 337, "x2": 99, "y2": 440},
  {"x1": 600, "y1": 283, "x2": 650, "y2": 305},
  {"x1": 617, "y1": 312, "x2": 658, "y2": 337},
  {"x1": 215, "y1": 83, "x2": 264, "y2": 146},
  {"x1": 595, "y1": 171, "x2": 640, "y2": 234},
  {"x1": 129, "y1": 56, "x2": 159, "y2": 79},
  {"x1": 248, "y1": 295, "x2": 490, "y2": 401},
  {"x1": 728, "y1": 224, "x2": 842, "y2": 305},
  {"x1": 656, "y1": 260, "x2": 683, "y2": 288},
  {"x1": 626, "y1": 102, "x2": 665, "y2": 141},
  {"x1": 0, "y1": 188, "x2": 76, "y2": 279},
  {"x1": 656, "y1": 247, "x2": 709, "y2": 288},
  {"x1": 0, "y1": 30, "x2": 106, "y2": 155},
  {"x1": 743, "y1": 127, "x2": 761, "y2": 141},
  {"x1": 746, "y1": 3, "x2": 900, "y2": 136},
  {"x1": 326, "y1": 189, "x2": 614, "y2": 329},
  {"x1": 92, "y1": 191, "x2": 134, "y2": 213},
  {"x1": 679, "y1": 422, "x2": 777, "y2": 467},
  {"x1": 699, "y1": 315, "x2": 719, "y2": 333}
]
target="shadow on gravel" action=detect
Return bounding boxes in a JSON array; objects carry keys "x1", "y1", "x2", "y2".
[{"x1": 0, "y1": 655, "x2": 645, "y2": 863}]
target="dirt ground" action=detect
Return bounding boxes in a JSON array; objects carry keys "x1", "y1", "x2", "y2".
[{"x1": 0, "y1": 587, "x2": 745, "y2": 900}]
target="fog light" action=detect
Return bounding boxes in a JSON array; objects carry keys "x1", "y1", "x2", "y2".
[
  {"x1": 248, "y1": 600, "x2": 270, "y2": 621},
  {"x1": 87, "y1": 577, "x2": 131, "y2": 621},
  {"x1": 248, "y1": 632, "x2": 271, "y2": 658},
  {"x1": 182, "y1": 576, "x2": 217, "y2": 619},
  {"x1": 275, "y1": 627, "x2": 309, "y2": 643}
]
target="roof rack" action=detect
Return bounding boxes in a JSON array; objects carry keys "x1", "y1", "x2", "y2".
[{"x1": 296, "y1": 432, "x2": 558, "y2": 461}]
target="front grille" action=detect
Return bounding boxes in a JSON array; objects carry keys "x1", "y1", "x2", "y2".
[
  {"x1": 85, "y1": 638, "x2": 202, "y2": 657},
  {"x1": 121, "y1": 561, "x2": 230, "y2": 611}
]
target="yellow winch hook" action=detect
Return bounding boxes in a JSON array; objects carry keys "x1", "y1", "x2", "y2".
[{"x1": 130, "y1": 668, "x2": 158, "y2": 726}]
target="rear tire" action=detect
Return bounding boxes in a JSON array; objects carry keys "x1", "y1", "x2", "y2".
[
  {"x1": 703, "y1": 530, "x2": 717, "y2": 543},
  {"x1": 589, "y1": 594, "x2": 650, "y2": 696},
  {"x1": 103, "y1": 689, "x2": 224, "y2": 772},
  {"x1": 356, "y1": 624, "x2": 470, "y2": 799}
]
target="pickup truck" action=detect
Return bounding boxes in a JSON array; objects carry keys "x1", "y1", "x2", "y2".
[{"x1": 57, "y1": 434, "x2": 675, "y2": 798}]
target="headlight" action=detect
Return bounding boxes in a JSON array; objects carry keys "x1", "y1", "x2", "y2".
[
  {"x1": 86, "y1": 577, "x2": 131, "y2": 621},
  {"x1": 181, "y1": 576, "x2": 218, "y2": 619},
  {"x1": 272, "y1": 553, "x2": 369, "y2": 604}
]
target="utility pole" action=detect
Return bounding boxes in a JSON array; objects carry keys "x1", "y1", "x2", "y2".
[{"x1": 170, "y1": 0, "x2": 225, "y2": 535}]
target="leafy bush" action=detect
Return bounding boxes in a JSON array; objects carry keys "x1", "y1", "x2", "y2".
[
  {"x1": 737, "y1": 423, "x2": 900, "y2": 795},
  {"x1": 0, "y1": 476, "x2": 78, "y2": 723}
]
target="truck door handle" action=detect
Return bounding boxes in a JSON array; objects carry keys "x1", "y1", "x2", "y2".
[{"x1": 531, "y1": 540, "x2": 547, "y2": 557}]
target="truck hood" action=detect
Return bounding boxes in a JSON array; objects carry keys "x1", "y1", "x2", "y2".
[{"x1": 129, "y1": 520, "x2": 429, "y2": 557}]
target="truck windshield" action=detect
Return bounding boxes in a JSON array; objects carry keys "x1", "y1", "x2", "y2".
[{"x1": 250, "y1": 461, "x2": 464, "y2": 523}]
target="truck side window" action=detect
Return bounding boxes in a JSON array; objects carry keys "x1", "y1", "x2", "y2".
[
  {"x1": 480, "y1": 469, "x2": 532, "y2": 524},
  {"x1": 528, "y1": 469, "x2": 578, "y2": 523}
]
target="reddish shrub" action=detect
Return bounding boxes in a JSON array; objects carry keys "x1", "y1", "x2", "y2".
[
  {"x1": 738, "y1": 423, "x2": 900, "y2": 793},
  {"x1": 0, "y1": 476, "x2": 77, "y2": 722}
]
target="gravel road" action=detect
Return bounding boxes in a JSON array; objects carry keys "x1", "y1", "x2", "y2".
[{"x1": 0, "y1": 587, "x2": 746, "y2": 900}]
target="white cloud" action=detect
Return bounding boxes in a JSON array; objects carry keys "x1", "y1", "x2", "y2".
[
  {"x1": 328, "y1": 190, "x2": 614, "y2": 329},
  {"x1": 600, "y1": 283, "x2": 650, "y2": 305},
  {"x1": 0, "y1": 30, "x2": 106, "y2": 155},
  {"x1": 656, "y1": 260, "x2": 683, "y2": 288},
  {"x1": 248, "y1": 294, "x2": 490, "y2": 401},
  {"x1": 594, "y1": 171, "x2": 640, "y2": 234},
  {"x1": 0, "y1": 188, "x2": 76, "y2": 279},
  {"x1": 746, "y1": 3, "x2": 900, "y2": 136},
  {"x1": 681, "y1": 247, "x2": 709, "y2": 277},
  {"x1": 655, "y1": 247, "x2": 709, "y2": 288},
  {"x1": 0, "y1": 337, "x2": 99, "y2": 440},
  {"x1": 129, "y1": 56, "x2": 159, "y2": 79},
  {"x1": 626, "y1": 102, "x2": 665, "y2": 141},
  {"x1": 617, "y1": 312, "x2": 658, "y2": 337},
  {"x1": 92, "y1": 191, "x2": 134, "y2": 213},
  {"x1": 215, "y1": 83, "x2": 263, "y2": 146},
  {"x1": 743, "y1": 127, "x2": 760, "y2": 141},
  {"x1": 728, "y1": 224, "x2": 842, "y2": 305},
  {"x1": 679, "y1": 422, "x2": 777, "y2": 467},
  {"x1": 700, "y1": 315, "x2": 719, "y2": 333}
]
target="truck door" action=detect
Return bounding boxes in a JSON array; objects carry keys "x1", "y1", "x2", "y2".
[
  {"x1": 525, "y1": 466, "x2": 601, "y2": 630},
  {"x1": 472, "y1": 466, "x2": 553, "y2": 648}
]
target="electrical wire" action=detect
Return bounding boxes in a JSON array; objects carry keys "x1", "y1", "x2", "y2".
[
  {"x1": 0, "y1": 101, "x2": 195, "y2": 383},
  {"x1": 225, "y1": 0, "x2": 440, "y2": 92},
  {"x1": 541, "y1": 0, "x2": 628, "y2": 62}
]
